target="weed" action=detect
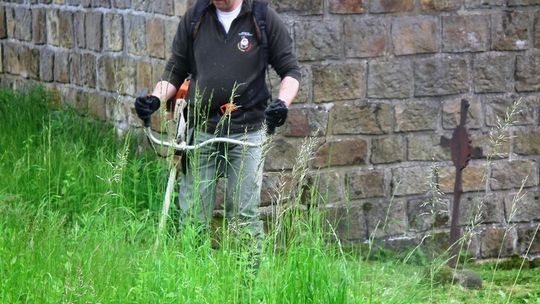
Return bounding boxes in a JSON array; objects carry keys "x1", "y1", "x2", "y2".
[{"x1": 1, "y1": 87, "x2": 539, "y2": 304}]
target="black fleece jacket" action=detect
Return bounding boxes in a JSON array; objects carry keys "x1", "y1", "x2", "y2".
[{"x1": 161, "y1": 0, "x2": 301, "y2": 134}]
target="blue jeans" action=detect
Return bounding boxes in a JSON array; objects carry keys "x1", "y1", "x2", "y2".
[{"x1": 177, "y1": 129, "x2": 266, "y2": 243}]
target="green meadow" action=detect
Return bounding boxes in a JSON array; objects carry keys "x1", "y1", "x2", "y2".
[{"x1": 1, "y1": 87, "x2": 538, "y2": 303}]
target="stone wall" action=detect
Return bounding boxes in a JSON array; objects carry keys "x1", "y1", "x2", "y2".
[{"x1": 1, "y1": 0, "x2": 540, "y2": 259}]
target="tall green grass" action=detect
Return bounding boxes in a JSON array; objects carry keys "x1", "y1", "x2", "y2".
[{"x1": 0, "y1": 87, "x2": 538, "y2": 303}]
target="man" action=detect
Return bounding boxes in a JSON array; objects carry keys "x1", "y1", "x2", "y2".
[{"x1": 135, "y1": 0, "x2": 301, "y2": 250}]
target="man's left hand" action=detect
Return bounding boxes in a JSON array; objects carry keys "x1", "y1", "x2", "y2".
[{"x1": 265, "y1": 99, "x2": 288, "y2": 134}]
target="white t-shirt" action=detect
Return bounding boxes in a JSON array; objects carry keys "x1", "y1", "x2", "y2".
[{"x1": 216, "y1": 5, "x2": 242, "y2": 33}]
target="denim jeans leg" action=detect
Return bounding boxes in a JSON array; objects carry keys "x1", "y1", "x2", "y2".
[
  {"x1": 177, "y1": 131, "x2": 221, "y2": 229},
  {"x1": 224, "y1": 130, "x2": 266, "y2": 250}
]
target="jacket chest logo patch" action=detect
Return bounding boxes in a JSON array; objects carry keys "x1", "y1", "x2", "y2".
[{"x1": 237, "y1": 32, "x2": 254, "y2": 53}]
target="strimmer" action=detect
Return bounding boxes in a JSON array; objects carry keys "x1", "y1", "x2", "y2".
[{"x1": 139, "y1": 81, "x2": 263, "y2": 251}]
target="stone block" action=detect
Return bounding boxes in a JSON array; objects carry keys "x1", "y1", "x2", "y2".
[
  {"x1": 414, "y1": 57, "x2": 468, "y2": 97},
  {"x1": 473, "y1": 53, "x2": 514, "y2": 93},
  {"x1": 294, "y1": 20, "x2": 341, "y2": 61},
  {"x1": 112, "y1": 0, "x2": 130, "y2": 8},
  {"x1": 371, "y1": 136, "x2": 405, "y2": 164},
  {"x1": 458, "y1": 194, "x2": 505, "y2": 225},
  {"x1": 165, "y1": 19, "x2": 180, "y2": 59},
  {"x1": 442, "y1": 15, "x2": 490, "y2": 53},
  {"x1": 465, "y1": 0, "x2": 505, "y2": 7},
  {"x1": 492, "y1": 11, "x2": 530, "y2": 51},
  {"x1": 346, "y1": 170, "x2": 385, "y2": 200},
  {"x1": 516, "y1": 52, "x2": 540, "y2": 92},
  {"x1": 70, "y1": 52, "x2": 96, "y2": 88},
  {"x1": 174, "y1": 0, "x2": 188, "y2": 16},
  {"x1": 313, "y1": 171, "x2": 347, "y2": 204},
  {"x1": 422, "y1": 0, "x2": 462, "y2": 10},
  {"x1": 14, "y1": 7, "x2": 32, "y2": 41},
  {"x1": 282, "y1": 104, "x2": 329, "y2": 137},
  {"x1": 104, "y1": 13, "x2": 123, "y2": 52},
  {"x1": 74, "y1": 11, "x2": 85, "y2": 49},
  {"x1": 20, "y1": 46, "x2": 40, "y2": 79},
  {"x1": 491, "y1": 160, "x2": 538, "y2": 190},
  {"x1": 364, "y1": 199, "x2": 408, "y2": 238},
  {"x1": 147, "y1": 18, "x2": 165, "y2": 59},
  {"x1": 39, "y1": 48, "x2": 54, "y2": 82},
  {"x1": 439, "y1": 164, "x2": 486, "y2": 193},
  {"x1": 4, "y1": 43, "x2": 20, "y2": 75},
  {"x1": 480, "y1": 228, "x2": 516, "y2": 258},
  {"x1": 131, "y1": 0, "x2": 153, "y2": 12},
  {"x1": 97, "y1": 56, "x2": 116, "y2": 92},
  {"x1": 395, "y1": 102, "x2": 439, "y2": 132},
  {"x1": 407, "y1": 198, "x2": 449, "y2": 231},
  {"x1": 532, "y1": 11, "x2": 540, "y2": 49},
  {"x1": 515, "y1": 129, "x2": 540, "y2": 155},
  {"x1": 0, "y1": 6, "x2": 6, "y2": 39},
  {"x1": 331, "y1": 102, "x2": 393, "y2": 135},
  {"x1": 295, "y1": 65, "x2": 313, "y2": 106},
  {"x1": 442, "y1": 98, "x2": 483, "y2": 130},
  {"x1": 408, "y1": 134, "x2": 451, "y2": 161},
  {"x1": 470, "y1": 131, "x2": 508, "y2": 160},
  {"x1": 270, "y1": 0, "x2": 324, "y2": 15},
  {"x1": 32, "y1": 9, "x2": 46, "y2": 45},
  {"x1": 485, "y1": 95, "x2": 537, "y2": 127},
  {"x1": 392, "y1": 17, "x2": 438, "y2": 56},
  {"x1": 517, "y1": 226, "x2": 540, "y2": 255},
  {"x1": 344, "y1": 18, "x2": 386, "y2": 58},
  {"x1": 152, "y1": 60, "x2": 167, "y2": 84},
  {"x1": 109, "y1": 95, "x2": 140, "y2": 128},
  {"x1": 88, "y1": 93, "x2": 107, "y2": 121},
  {"x1": 115, "y1": 57, "x2": 137, "y2": 96},
  {"x1": 505, "y1": 190, "x2": 540, "y2": 223},
  {"x1": 312, "y1": 63, "x2": 366, "y2": 102},
  {"x1": 92, "y1": 0, "x2": 111, "y2": 8},
  {"x1": 0, "y1": 44, "x2": 2, "y2": 73},
  {"x1": 105, "y1": 95, "x2": 120, "y2": 124},
  {"x1": 0, "y1": 76, "x2": 13, "y2": 89},
  {"x1": 391, "y1": 166, "x2": 432, "y2": 196},
  {"x1": 5, "y1": 7, "x2": 14, "y2": 39},
  {"x1": 260, "y1": 172, "x2": 293, "y2": 206},
  {"x1": 153, "y1": 0, "x2": 174, "y2": 15},
  {"x1": 508, "y1": 0, "x2": 540, "y2": 5},
  {"x1": 67, "y1": 0, "x2": 81, "y2": 6},
  {"x1": 367, "y1": 60, "x2": 413, "y2": 99},
  {"x1": 132, "y1": 0, "x2": 151, "y2": 12},
  {"x1": 382, "y1": 235, "x2": 436, "y2": 255},
  {"x1": 126, "y1": 14, "x2": 147, "y2": 56},
  {"x1": 121, "y1": 95, "x2": 141, "y2": 127},
  {"x1": 69, "y1": 52, "x2": 83, "y2": 85},
  {"x1": 85, "y1": 12, "x2": 102, "y2": 51},
  {"x1": 58, "y1": 10, "x2": 74, "y2": 48},
  {"x1": 312, "y1": 139, "x2": 368, "y2": 168},
  {"x1": 60, "y1": 87, "x2": 88, "y2": 114},
  {"x1": 136, "y1": 60, "x2": 154, "y2": 94},
  {"x1": 329, "y1": 0, "x2": 365, "y2": 13},
  {"x1": 264, "y1": 138, "x2": 302, "y2": 171},
  {"x1": 324, "y1": 204, "x2": 367, "y2": 241},
  {"x1": 46, "y1": 9, "x2": 59, "y2": 46},
  {"x1": 54, "y1": 51, "x2": 70, "y2": 83},
  {"x1": 370, "y1": 0, "x2": 414, "y2": 13}
]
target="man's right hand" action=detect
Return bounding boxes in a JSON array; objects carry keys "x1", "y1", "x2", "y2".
[{"x1": 135, "y1": 95, "x2": 160, "y2": 127}]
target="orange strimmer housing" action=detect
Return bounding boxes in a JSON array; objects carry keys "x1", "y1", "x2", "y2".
[{"x1": 166, "y1": 79, "x2": 190, "y2": 121}]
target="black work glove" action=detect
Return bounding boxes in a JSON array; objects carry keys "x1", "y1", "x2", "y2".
[
  {"x1": 135, "y1": 95, "x2": 160, "y2": 127},
  {"x1": 265, "y1": 99, "x2": 288, "y2": 135}
]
